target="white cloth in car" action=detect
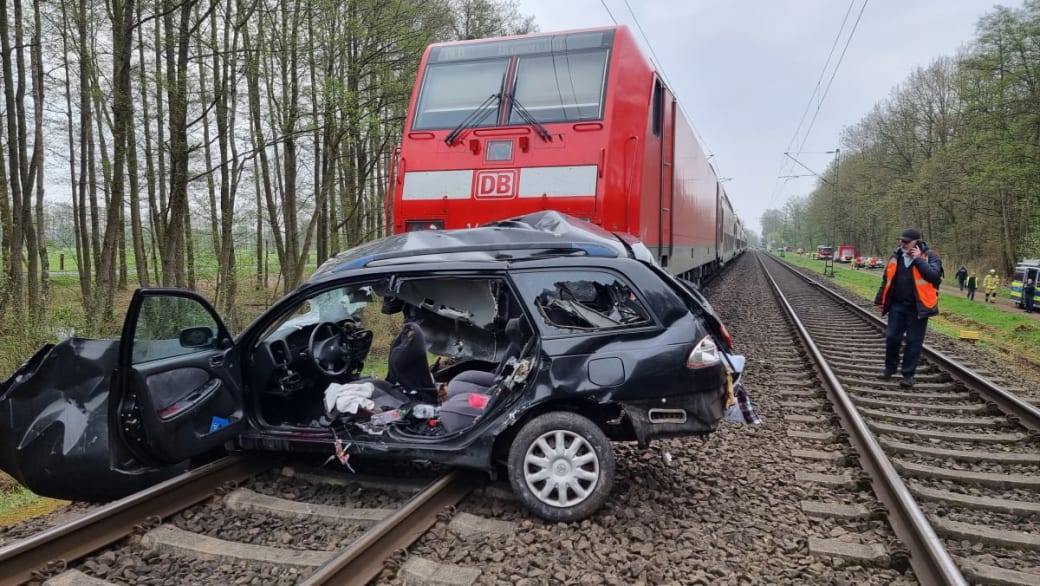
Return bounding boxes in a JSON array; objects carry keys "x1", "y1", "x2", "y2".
[{"x1": 324, "y1": 382, "x2": 376, "y2": 416}]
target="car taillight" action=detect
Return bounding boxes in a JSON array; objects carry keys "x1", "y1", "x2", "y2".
[
  {"x1": 686, "y1": 336, "x2": 720, "y2": 369},
  {"x1": 719, "y1": 323, "x2": 733, "y2": 349},
  {"x1": 405, "y1": 220, "x2": 445, "y2": 232}
]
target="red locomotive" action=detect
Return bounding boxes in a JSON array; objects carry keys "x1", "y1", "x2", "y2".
[{"x1": 386, "y1": 25, "x2": 745, "y2": 281}]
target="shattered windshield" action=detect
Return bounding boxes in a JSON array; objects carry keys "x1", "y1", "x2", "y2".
[
  {"x1": 514, "y1": 270, "x2": 651, "y2": 333},
  {"x1": 266, "y1": 284, "x2": 377, "y2": 338}
]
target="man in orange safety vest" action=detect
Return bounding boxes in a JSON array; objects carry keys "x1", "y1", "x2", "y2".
[{"x1": 873, "y1": 228, "x2": 943, "y2": 388}]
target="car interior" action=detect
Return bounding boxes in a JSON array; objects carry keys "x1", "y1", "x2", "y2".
[{"x1": 248, "y1": 275, "x2": 536, "y2": 438}]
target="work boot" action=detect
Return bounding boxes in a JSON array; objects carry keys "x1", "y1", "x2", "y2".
[
  {"x1": 878, "y1": 369, "x2": 895, "y2": 380},
  {"x1": 899, "y1": 374, "x2": 915, "y2": 388}
]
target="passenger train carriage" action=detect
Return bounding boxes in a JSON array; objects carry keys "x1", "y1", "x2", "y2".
[{"x1": 388, "y1": 25, "x2": 746, "y2": 282}]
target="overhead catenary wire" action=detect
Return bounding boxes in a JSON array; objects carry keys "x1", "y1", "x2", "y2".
[
  {"x1": 599, "y1": 0, "x2": 618, "y2": 25},
  {"x1": 793, "y1": 0, "x2": 870, "y2": 157},
  {"x1": 614, "y1": 0, "x2": 718, "y2": 165},
  {"x1": 768, "y1": 0, "x2": 870, "y2": 209},
  {"x1": 767, "y1": 0, "x2": 856, "y2": 207}
]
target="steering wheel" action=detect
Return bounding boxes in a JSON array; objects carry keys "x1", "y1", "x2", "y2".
[{"x1": 308, "y1": 322, "x2": 351, "y2": 376}]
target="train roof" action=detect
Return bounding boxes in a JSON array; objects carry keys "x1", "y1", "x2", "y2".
[{"x1": 424, "y1": 25, "x2": 624, "y2": 49}]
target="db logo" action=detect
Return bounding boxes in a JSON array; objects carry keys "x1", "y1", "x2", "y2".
[{"x1": 474, "y1": 169, "x2": 518, "y2": 199}]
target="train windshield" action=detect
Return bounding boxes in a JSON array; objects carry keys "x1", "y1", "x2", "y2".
[
  {"x1": 508, "y1": 51, "x2": 609, "y2": 124},
  {"x1": 413, "y1": 30, "x2": 613, "y2": 130},
  {"x1": 413, "y1": 58, "x2": 510, "y2": 130}
]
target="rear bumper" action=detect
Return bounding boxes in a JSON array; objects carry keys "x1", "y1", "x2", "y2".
[{"x1": 621, "y1": 381, "x2": 727, "y2": 447}]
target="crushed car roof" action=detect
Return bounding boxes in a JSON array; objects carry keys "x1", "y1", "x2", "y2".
[{"x1": 309, "y1": 211, "x2": 652, "y2": 282}]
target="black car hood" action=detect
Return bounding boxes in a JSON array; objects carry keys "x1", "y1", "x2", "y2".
[{"x1": 0, "y1": 339, "x2": 183, "y2": 501}]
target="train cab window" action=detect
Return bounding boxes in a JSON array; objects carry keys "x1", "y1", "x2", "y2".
[
  {"x1": 514, "y1": 270, "x2": 651, "y2": 334},
  {"x1": 413, "y1": 58, "x2": 510, "y2": 130},
  {"x1": 652, "y1": 79, "x2": 663, "y2": 137},
  {"x1": 508, "y1": 50, "x2": 609, "y2": 124}
]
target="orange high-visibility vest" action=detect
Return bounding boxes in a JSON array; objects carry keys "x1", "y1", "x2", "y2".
[{"x1": 880, "y1": 257, "x2": 938, "y2": 314}]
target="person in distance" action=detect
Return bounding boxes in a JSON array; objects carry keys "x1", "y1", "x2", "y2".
[
  {"x1": 873, "y1": 228, "x2": 943, "y2": 388},
  {"x1": 965, "y1": 271, "x2": 978, "y2": 301},
  {"x1": 983, "y1": 269, "x2": 1000, "y2": 304}
]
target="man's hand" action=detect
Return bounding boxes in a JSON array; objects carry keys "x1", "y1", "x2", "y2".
[{"x1": 908, "y1": 245, "x2": 921, "y2": 260}]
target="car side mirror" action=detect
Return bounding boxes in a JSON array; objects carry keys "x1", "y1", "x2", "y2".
[{"x1": 179, "y1": 326, "x2": 216, "y2": 348}]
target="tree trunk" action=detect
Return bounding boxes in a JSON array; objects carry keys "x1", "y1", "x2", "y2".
[
  {"x1": 127, "y1": 86, "x2": 149, "y2": 287},
  {"x1": 0, "y1": 0, "x2": 26, "y2": 318},
  {"x1": 161, "y1": 0, "x2": 195, "y2": 287}
]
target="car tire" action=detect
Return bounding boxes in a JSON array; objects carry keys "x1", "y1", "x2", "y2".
[{"x1": 507, "y1": 411, "x2": 615, "y2": 522}]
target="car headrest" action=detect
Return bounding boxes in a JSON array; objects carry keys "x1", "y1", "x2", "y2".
[
  {"x1": 505, "y1": 316, "x2": 532, "y2": 345},
  {"x1": 562, "y1": 280, "x2": 598, "y2": 303},
  {"x1": 381, "y1": 296, "x2": 404, "y2": 315}
]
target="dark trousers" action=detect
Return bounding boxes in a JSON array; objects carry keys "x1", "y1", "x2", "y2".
[
  {"x1": 958, "y1": 278, "x2": 965, "y2": 291},
  {"x1": 885, "y1": 303, "x2": 928, "y2": 376},
  {"x1": 967, "y1": 287, "x2": 976, "y2": 300},
  {"x1": 1026, "y1": 294, "x2": 1035, "y2": 313}
]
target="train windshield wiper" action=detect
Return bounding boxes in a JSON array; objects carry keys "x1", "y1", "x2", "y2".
[
  {"x1": 445, "y1": 93, "x2": 500, "y2": 146},
  {"x1": 510, "y1": 97, "x2": 553, "y2": 143}
]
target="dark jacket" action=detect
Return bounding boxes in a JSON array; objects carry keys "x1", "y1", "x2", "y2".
[
  {"x1": 966, "y1": 275, "x2": 978, "y2": 289},
  {"x1": 874, "y1": 240, "x2": 943, "y2": 318},
  {"x1": 955, "y1": 266, "x2": 967, "y2": 281}
]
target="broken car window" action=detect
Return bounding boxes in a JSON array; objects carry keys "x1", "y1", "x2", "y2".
[
  {"x1": 132, "y1": 295, "x2": 220, "y2": 364},
  {"x1": 513, "y1": 270, "x2": 651, "y2": 333}
]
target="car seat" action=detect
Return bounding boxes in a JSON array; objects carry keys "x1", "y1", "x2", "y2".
[
  {"x1": 445, "y1": 316, "x2": 532, "y2": 399},
  {"x1": 439, "y1": 317, "x2": 533, "y2": 433},
  {"x1": 385, "y1": 322, "x2": 437, "y2": 401}
]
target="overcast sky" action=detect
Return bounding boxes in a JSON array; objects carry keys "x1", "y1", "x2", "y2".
[{"x1": 516, "y1": 0, "x2": 1011, "y2": 236}]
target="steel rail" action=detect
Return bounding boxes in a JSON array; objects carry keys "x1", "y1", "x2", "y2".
[
  {"x1": 767, "y1": 254, "x2": 1040, "y2": 432},
  {"x1": 300, "y1": 470, "x2": 478, "y2": 586},
  {"x1": 757, "y1": 253, "x2": 967, "y2": 586},
  {"x1": 0, "y1": 454, "x2": 270, "y2": 586}
]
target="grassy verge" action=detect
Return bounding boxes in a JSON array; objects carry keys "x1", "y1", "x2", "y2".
[
  {"x1": 772, "y1": 251, "x2": 1040, "y2": 364},
  {"x1": 0, "y1": 477, "x2": 68, "y2": 526}
]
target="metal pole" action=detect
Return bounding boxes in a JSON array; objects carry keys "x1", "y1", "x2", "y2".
[{"x1": 824, "y1": 148, "x2": 839, "y2": 278}]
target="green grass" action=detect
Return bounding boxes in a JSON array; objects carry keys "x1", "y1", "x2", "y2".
[
  {"x1": 771, "y1": 251, "x2": 1040, "y2": 362},
  {"x1": 44, "y1": 246, "x2": 319, "y2": 278},
  {"x1": 0, "y1": 482, "x2": 67, "y2": 527},
  {"x1": 0, "y1": 485, "x2": 42, "y2": 516}
]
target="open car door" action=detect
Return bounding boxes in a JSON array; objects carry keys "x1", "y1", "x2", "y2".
[
  {"x1": 115, "y1": 288, "x2": 247, "y2": 466},
  {"x1": 0, "y1": 289, "x2": 246, "y2": 502}
]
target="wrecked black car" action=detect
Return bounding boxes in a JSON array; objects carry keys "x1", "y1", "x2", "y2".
[{"x1": 0, "y1": 212, "x2": 741, "y2": 522}]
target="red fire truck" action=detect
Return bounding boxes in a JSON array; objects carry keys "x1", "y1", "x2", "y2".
[
  {"x1": 836, "y1": 245, "x2": 857, "y2": 263},
  {"x1": 386, "y1": 26, "x2": 745, "y2": 281}
]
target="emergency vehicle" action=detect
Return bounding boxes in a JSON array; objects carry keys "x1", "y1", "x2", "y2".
[
  {"x1": 1010, "y1": 259, "x2": 1040, "y2": 308},
  {"x1": 836, "y1": 245, "x2": 857, "y2": 263}
]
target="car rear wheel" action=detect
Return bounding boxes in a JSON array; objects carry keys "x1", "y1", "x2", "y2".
[{"x1": 507, "y1": 411, "x2": 615, "y2": 522}]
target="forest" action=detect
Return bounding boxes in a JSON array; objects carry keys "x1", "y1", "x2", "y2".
[
  {"x1": 0, "y1": 0, "x2": 535, "y2": 363},
  {"x1": 761, "y1": 1, "x2": 1040, "y2": 275}
]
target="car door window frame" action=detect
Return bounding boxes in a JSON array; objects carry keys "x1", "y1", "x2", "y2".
[
  {"x1": 120, "y1": 288, "x2": 234, "y2": 369},
  {"x1": 510, "y1": 268, "x2": 660, "y2": 339}
]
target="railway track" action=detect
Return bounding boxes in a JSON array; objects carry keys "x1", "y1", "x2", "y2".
[
  {"x1": 760, "y1": 252, "x2": 1040, "y2": 585},
  {"x1": 6, "y1": 251, "x2": 1040, "y2": 585},
  {"x1": 0, "y1": 456, "x2": 484, "y2": 586}
]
